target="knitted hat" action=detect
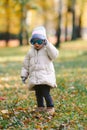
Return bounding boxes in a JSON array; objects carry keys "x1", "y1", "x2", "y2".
[{"x1": 30, "y1": 26, "x2": 47, "y2": 41}]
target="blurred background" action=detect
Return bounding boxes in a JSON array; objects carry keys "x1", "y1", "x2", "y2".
[{"x1": 0, "y1": 0, "x2": 87, "y2": 47}]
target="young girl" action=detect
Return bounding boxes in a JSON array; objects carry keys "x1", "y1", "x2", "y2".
[{"x1": 21, "y1": 26, "x2": 59, "y2": 115}]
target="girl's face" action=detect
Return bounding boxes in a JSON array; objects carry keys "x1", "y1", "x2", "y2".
[
  {"x1": 34, "y1": 43, "x2": 44, "y2": 50},
  {"x1": 31, "y1": 38, "x2": 44, "y2": 50}
]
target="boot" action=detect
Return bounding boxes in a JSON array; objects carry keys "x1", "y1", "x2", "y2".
[
  {"x1": 33, "y1": 107, "x2": 46, "y2": 112},
  {"x1": 46, "y1": 107, "x2": 55, "y2": 115}
]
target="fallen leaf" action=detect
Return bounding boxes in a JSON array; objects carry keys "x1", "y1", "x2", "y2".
[
  {"x1": 0, "y1": 97, "x2": 6, "y2": 101},
  {"x1": 1, "y1": 110, "x2": 8, "y2": 114}
]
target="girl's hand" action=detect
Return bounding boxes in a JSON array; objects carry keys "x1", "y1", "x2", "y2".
[
  {"x1": 21, "y1": 77, "x2": 27, "y2": 84},
  {"x1": 43, "y1": 39, "x2": 47, "y2": 45}
]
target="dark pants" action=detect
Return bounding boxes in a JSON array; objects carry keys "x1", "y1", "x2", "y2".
[{"x1": 34, "y1": 84, "x2": 54, "y2": 107}]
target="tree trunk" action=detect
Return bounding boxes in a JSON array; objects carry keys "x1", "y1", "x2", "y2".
[
  {"x1": 19, "y1": 6, "x2": 28, "y2": 46},
  {"x1": 5, "y1": 0, "x2": 9, "y2": 46},
  {"x1": 5, "y1": 32, "x2": 9, "y2": 46},
  {"x1": 71, "y1": 0, "x2": 76, "y2": 40},
  {"x1": 65, "y1": 9, "x2": 68, "y2": 41},
  {"x1": 76, "y1": 15, "x2": 81, "y2": 38},
  {"x1": 19, "y1": 31, "x2": 23, "y2": 46},
  {"x1": 55, "y1": 0, "x2": 62, "y2": 48}
]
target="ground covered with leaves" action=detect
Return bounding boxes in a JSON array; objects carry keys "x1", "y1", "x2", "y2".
[{"x1": 0, "y1": 40, "x2": 87, "y2": 129}]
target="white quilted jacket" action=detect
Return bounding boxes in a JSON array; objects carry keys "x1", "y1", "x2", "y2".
[{"x1": 21, "y1": 42, "x2": 59, "y2": 90}]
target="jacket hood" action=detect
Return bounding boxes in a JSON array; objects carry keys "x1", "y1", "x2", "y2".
[{"x1": 30, "y1": 26, "x2": 47, "y2": 41}]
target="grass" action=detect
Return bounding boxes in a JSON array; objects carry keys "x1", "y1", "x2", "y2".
[{"x1": 0, "y1": 39, "x2": 87, "y2": 129}]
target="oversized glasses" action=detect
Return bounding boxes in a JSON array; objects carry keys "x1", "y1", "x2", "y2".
[{"x1": 31, "y1": 39, "x2": 44, "y2": 45}]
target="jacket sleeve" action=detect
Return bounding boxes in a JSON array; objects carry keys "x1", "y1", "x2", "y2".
[
  {"x1": 21, "y1": 52, "x2": 30, "y2": 78},
  {"x1": 45, "y1": 41, "x2": 59, "y2": 60}
]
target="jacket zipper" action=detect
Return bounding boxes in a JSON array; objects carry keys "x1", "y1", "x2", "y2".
[{"x1": 35, "y1": 50, "x2": 38, "y2": 83}]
